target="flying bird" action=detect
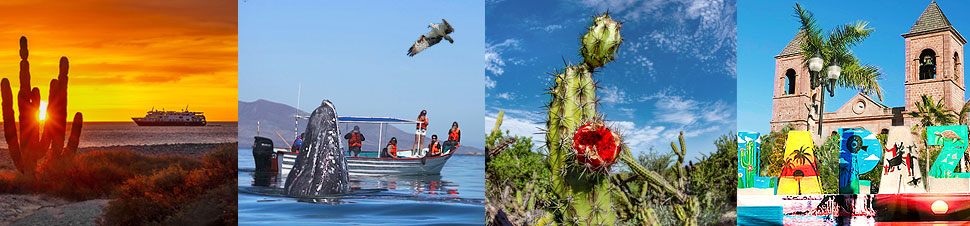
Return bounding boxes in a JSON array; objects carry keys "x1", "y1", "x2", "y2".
[{"x1": 407, "y1": 19, "x2": 454, "y2": 57}]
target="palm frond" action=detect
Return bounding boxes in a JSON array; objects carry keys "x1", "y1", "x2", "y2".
[{"x1": 837, "y1": 61, "x2": 884, "y2": 101}]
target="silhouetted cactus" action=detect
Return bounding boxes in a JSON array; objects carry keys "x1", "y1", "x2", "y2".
[{"x1": 2, "y1": 36, "x2": 83, "y2": 178}]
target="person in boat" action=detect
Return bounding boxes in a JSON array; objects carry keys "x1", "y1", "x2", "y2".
[
  {"x1": 413, "y1": 110, "x2": 429, "y2": 152},
  {"x1": 291, "y1": 133, "x2": 304, "y2": 152},
  {"x1": 443, "y1": 121, "x2": 460, "y2": 154},
  {"x1": 382, "y1": 137, "x2": 398, "y2": 158},
  {"x1": 427, "y1": 134, "x2": 442, "y2": 157},
  {"x1": 344, "y1": 125, "x2": 365, "y2": 157}
]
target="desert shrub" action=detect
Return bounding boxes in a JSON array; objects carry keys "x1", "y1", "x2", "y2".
[{"x1": 99, "y1": 145, "x2": 236, "y2": 226}]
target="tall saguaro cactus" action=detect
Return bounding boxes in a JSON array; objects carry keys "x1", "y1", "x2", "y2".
[{"x1": 2, "y1": 36, "x2": 83, "y2": 178}]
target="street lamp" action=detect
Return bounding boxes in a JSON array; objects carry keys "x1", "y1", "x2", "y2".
[{"x1": 808, "y1": 53, "x2": 841, "y2": 137}]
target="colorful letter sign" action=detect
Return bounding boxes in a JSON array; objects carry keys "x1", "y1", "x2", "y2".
[
  {"x1": 738, "y1": 132, "x2": 761, "y2": 189},
  {"x1": 837, "y1": 128, "x2": 882, "y2": 194},
  {"x1": 777, "y1": 131, "x2": 822, "y2": 195},
  {"x1": 926, "y1": 125, "x2": 970, "y2": 178},
  {"x1": 878, "y1": 126, "x2": 925, "y2": 193}
]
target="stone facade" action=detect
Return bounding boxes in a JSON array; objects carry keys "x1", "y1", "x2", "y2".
[{"x1": 770, "y1": 2, "x2": 966, "y2": 142}]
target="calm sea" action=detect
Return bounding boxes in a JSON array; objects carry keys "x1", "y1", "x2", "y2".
[
  {"x1": 237, "y1": 148, "x2": 486, "y2": 225},
  {"x1": 0, "y1": 122, "x2": 238, "y2": 148}
]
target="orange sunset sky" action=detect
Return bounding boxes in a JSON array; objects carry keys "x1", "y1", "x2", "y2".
[{"x1": 0, "y1": 0, "x2": 237, "y2": 122}]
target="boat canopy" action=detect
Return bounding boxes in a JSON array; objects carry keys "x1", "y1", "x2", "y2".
[{"x1": 338, "y1": 116, "x2": 419, "y2": 124}]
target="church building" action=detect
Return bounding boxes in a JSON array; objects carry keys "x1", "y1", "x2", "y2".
[{"x1": 770, "y1": 1, "x2": 965, "y2": 141}]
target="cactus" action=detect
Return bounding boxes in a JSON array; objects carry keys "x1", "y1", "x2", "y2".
[
  {"x1": 540, "y1": 13, "x2": 696, "y2": 225},
  {"x1": 1, "y1": 36, "x2": 83, "y2": 179},
  {"x1": 543, "y1": 13, "x2": 620, "y2": 225}
]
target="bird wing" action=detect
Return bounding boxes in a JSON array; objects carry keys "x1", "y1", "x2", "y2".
[
  {"x1": 408, "y1": 35, "x2": 444, "y2": 57},
  {"x1": 408, "y1": 35, "x2": 429, "y2": 57}
]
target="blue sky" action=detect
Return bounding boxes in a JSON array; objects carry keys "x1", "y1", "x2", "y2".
[
  {"x1": 238, "y1": 0, "x2": 486, "y2": 148},
  {"x1": 738, "y1": 0, "x2": 970, "y2": 135},
  {"x1": 485, "y1": 0, "x2": 737, "y2": 161}
]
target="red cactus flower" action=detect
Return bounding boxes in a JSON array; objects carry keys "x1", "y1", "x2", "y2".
[{"x1": 572, "y1": 122, "x2": 621, "y2": 172}]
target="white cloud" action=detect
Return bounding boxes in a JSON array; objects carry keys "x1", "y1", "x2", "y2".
[
  {"x1": 486, "y1": 111, "x2": 545, "y2": 143},
  {"x1": 495, "y1": 92, "x2": 515, "y2": 100},
  {"x1": 531, "y1": 24, "x2": 565, "y2": 32},
  {"x1": 600, "y1": 85, "x2": 629, "y2": 105},
  {"x1": 485, "y1": 39, "x2": 521, "y2": 76},
  {"x1": 609, "y1": 120, "x2": 666, "y2": 155},
  {"x1": 485, "y1": 76, "x2": 496, "y2": 89}
]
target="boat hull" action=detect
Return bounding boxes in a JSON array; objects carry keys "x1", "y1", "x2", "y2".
[
  {"x1": 275, "y1": 149, "x2": 454, "y2": 187},
  {"x1": 132, "y1": 119, "x2": 206, "y2": 126}
]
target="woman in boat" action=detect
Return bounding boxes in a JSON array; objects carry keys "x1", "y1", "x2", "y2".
[
  {"x1": 413, "y1": 110, "x2": 429, "y2": 152},
  {"x1": 383, "y1": 137, "x2": 398, "y2": 158},
  {"x1": 427, "y1": 134, "x2": 442, "y2": 157},
  {"x1": 443, "y1": 121, "x2": 460, "y2": 153},
  {"x1": 344, "y1": 125, "x2": 365, "y2": 157}
]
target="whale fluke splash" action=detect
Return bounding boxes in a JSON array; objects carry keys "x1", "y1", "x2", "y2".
[{"x1": 283, "y1": 100, "x2": 350, "y2": 196}]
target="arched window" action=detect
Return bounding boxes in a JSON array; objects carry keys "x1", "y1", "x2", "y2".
[
  {"x1": 956, "y1": 52, "x2": 961, "y2": 76},
  {"x1": 880, "y1": 128, "x2": 889, "y2": 135},
  {"x1": 919, "y1": 49, "x2": 937, "y2": 80},
  {"x1": 785, "y1": 69, "x2": 796, "y2": 95}
]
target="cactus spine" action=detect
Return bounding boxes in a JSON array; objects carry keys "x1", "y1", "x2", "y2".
[{"x1": 544, "y1": 13, "x2": 621, "y2": 225}]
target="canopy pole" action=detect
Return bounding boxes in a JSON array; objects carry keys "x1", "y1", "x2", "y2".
[{"x1": 379, "y1": 123, "x2": 384, "y2": 157}]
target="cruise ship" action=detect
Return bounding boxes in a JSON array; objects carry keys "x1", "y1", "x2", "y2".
[{"x1": 131, "y1": 107, "x2": 206, "y2": 126}]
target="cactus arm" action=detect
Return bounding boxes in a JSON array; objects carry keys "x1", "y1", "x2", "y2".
[
  {"x1": 1, "y1": 78, "x2": 22, "y2": 173},
  {"x1": 619, "y1": 146, "x2": 686, "y2": 202}
]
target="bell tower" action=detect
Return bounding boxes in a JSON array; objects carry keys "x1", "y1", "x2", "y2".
[
  {"x1": 770, "y1": 30, "x2": 818, "y2": 132},
  {"x1": 903, "y1": 1, "x2": 966, "y2": 125}
]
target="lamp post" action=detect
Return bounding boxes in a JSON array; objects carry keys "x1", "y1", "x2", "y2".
[{"x1": 808, "y1": 53, "x2": 841, "y2": 137}]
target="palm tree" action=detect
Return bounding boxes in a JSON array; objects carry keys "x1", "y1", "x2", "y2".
[
  {"x1": 908, "y1": 94, "x2": 960, "y2": 180},
  {"x1": 794, "y1": 3, "x2": 884, "y2": 100},
  {"x1": 784, "y1": 145, "x2": 821, "y2": 194}
]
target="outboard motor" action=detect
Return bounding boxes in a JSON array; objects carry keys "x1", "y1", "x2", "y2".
[{"x1": 253, "y1": 136, "x2": 275, "y2": 172}]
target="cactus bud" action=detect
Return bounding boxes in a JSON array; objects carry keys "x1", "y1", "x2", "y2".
[
  {"x1": 572, "y1": 121, "x2": 620, "y2": 172},
  {"x1": 580, "y1": 13, "x2": 622, "y2": 69}
]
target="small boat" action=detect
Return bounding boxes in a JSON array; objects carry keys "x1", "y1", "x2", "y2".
[
  {"x1": 252, "y1": 116, "x2": 457, "y2": 187},
  {"x1": 131, "y1": 106, "x2": 206, "y2": 126}
]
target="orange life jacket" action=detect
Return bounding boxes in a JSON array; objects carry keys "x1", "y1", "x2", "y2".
[
  {"x1": 417, "y1": 116, "x2": 429, "y2": 130},
  {"x1": 430, "y1": 140, "x2": 441, "y2": 155},
  {"x1": 349, "y1": 133, "x2": 363, "y2": 147},
  {"x1": 448, "y1": 129, "x2": 460, "y2": 141},
  {"x1": 387, "y1": 143, "x2": 397, "y2": 157}
]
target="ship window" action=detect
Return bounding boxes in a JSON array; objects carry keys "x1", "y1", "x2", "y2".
[
  {"x1": 785, "y1": 69, "x2": 796, "y2": 95},
  {"x1": 919, "y1": 49, "x2": 937, "y2": 80}
]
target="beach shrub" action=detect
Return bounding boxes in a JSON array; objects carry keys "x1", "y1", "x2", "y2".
[{"x1": 99, "y1": 145, "x2": 237, "y2": 226}]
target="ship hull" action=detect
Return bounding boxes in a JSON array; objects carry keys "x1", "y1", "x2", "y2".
[{"x1": 132, "y1": 120, "x2": 206, "y2": 126}]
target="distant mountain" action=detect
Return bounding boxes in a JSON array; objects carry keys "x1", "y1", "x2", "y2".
[{"x1": 238, "y1": 99, "x2": 482, "y2": 155}]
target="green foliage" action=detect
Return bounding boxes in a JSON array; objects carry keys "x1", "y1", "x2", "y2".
[
  {"x1": 689, "y1": 132, "x2": 738, "y2": 225},
  {"x1": 759, "y1": 125, "x2": 791, "y2": 177},
  {"x1": 485, "y1": 131, "x2": 553, "y2": 204},
  {"x1": 816, "y1": 135, "x2": 840, "y2": 194},
  {"x1": 794, "y1": 3, "x2": 883, "y2": 101}
]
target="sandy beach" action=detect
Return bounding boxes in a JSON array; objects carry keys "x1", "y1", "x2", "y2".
[{"x1": 0, "y1": 142, "x2": 235, "y2": 225}]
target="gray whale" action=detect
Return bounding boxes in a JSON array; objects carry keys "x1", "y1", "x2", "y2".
[{"x1": 283, "y1": 100, "x2": 350, "y2": 196}]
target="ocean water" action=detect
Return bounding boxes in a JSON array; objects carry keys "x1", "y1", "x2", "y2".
[
  {"x1": 237, "y1": 148, "x2": 486, "y2": 225},
  {"x1": 0, "y1": 122, "x2": 238, "y2": 148}
]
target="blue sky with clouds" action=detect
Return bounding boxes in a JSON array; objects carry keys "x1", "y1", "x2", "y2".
[
  {"x1": 238, "y1": 0, "x2": 486, "y2": 148},
  {"x1": 485, "y1": 0, "x2": 737, "y2": 161},
  {"x1": 737, "y1": 0, "x2": 970, "y2": 135}
]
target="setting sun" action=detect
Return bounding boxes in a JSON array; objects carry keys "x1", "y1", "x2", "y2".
[{"x1": 38, "y1": 100, "x2": 47, "y2": 121}]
